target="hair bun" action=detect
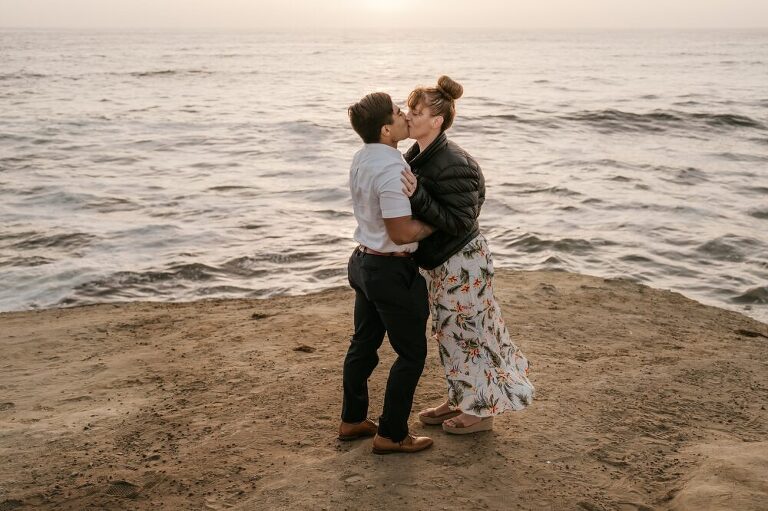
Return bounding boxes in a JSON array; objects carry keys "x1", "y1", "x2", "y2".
[{"x1": 437, "y1": 75, "x2": 463, "y2": 100}]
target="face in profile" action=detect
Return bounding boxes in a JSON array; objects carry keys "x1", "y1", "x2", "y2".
[
  {"x1": 387, "y1": 102, "x2": 410, "y2": 142},
  {"x1": 406, "y1": 102, "x2": 439, "y2": 140}
]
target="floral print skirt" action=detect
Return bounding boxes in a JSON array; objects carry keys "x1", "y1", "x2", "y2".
[{"x1": 423, "y1": 234, "x2": 535, "y2": 417}]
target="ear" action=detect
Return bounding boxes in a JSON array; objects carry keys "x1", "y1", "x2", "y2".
[
  {"x1": 432, "y1": 116, "x2": 444, "y2": 130},
  {"x1": 380, "y1": 124, "x2": 390, "y2": 140}
]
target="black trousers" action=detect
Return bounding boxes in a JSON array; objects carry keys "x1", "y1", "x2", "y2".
[{"x1": 342, "y1": 247, "x2": 429, "y2": 442}]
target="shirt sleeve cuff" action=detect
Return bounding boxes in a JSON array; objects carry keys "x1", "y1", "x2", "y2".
[{"x1": 381, "y1": 208, "x2": 412, "y2": 219}]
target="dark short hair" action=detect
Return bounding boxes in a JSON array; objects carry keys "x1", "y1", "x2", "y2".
[{"x1": 348, "y1": 92, "x2": 393, "y2": 144}]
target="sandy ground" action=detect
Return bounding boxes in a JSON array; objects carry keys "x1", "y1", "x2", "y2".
[{"x1": 1, "y1": 269, "x2": 767, "y2": 511}]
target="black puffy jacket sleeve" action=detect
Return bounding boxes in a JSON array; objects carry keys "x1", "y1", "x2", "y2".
[{"x1": 409, "y1": 163, "x2": 484, "y2": 236}]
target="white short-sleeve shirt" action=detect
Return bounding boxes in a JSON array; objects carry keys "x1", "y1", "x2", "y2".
[{"x1": 349, "y1": 143, "x2": 418, "y2": 253}]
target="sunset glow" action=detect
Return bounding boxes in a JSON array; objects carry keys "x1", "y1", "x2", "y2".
[
  {"x1": 0, "y1": 0, "x2": 765, "y2": 29},
  {"x1": 360, "y1": 0, "x2": 410, "y2": 13}
]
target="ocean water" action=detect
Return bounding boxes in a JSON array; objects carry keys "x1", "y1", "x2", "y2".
[{"x1": 1, "y1": 29, "x2": 766, "y2": 323}]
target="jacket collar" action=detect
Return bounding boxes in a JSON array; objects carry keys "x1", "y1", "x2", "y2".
[{"x1": 404, "y1": 131, "x2": 448, "y2": 167}]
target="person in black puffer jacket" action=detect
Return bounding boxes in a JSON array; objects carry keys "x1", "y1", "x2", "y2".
[
  {"x1": 403, "y1": 76, "x2": 535, "y2": 435},
  {"x1": 404, "y1": 128, "x2": 484, "y2": 270}
]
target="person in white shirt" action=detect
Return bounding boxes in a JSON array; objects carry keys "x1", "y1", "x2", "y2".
[{"x1": 338, "y1": 92, "x2": 435, "y2": 454}]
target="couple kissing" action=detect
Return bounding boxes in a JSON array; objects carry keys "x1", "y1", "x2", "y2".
[{"x1": 339, "y1": 76, "x2": 535, "y2": 454}]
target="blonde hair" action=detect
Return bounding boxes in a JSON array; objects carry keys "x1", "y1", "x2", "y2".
[{"x1": 407, "y1": 75, "x2": 464, "y2": 131}]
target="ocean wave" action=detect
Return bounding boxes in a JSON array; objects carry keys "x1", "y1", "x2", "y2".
[
  {"x1": 504, "y1": 233, "x2": 596, "y2": 254},
  {"x1": 658, "y1": 167, "x2": 709, "y2": 186},
  {"x1": 0, "y1": 133, "x2": 32, "y2": 142},
  {"x1": 482, "y1": 198, "x2": 522, "y2": 214},
  {"x1": 0, "y1": 255, "x2": 54, "y2": 268},
  {"x1": 234, "y1": 251, "x2": 323, "y2": 265},
  {"x1": 620, "y1": 254, "x2": 654, "y2": 263},
  {"x1": 748, "y1": 209, "x2": 768, "y2": 219},
  {"x1": 207, "y1": 185, "x2": 256, "y2": 192},
  {"x1": 307, "y1": 234, "x2": 348, "y2": 245},
  {"x1": 276, "y1": 119, "x2": 334, "y2": 137},
  {"x1": 550, "y1": 158, "x2": 642, "y2": 170},
  {"x1": 221, "y1": 257, "x2": 272, "y2": 277},
  {"x1": 126, "y1": 106, "x2": 160, "y2": 113},
  {"x1": 0, "y1": 72, "x2": 48, "y2": 81},
  {"x1": 516, "y1": 186, "x2": 582, "y2": 197},
  {"x1": 314, "y1": 209, "x2": 353, "y2": 218},
  {"x1": 732, "y1": 286, "x2": 768, "y2": 304},
  {"x1": 312, "y1": 267, "x2": 346, "y2": 279},
  {"x1": 695, "y1": 235, "x2": 760, "y2": 263},
  {"x1": 11, "y1": 232, "x2": 97, "y2": 251},
  {"x1": 487, "y1": 113, "x2": 524, "y2": 122},
  {"x1": 90, "y1": 155, "x2": 144, "y2": 165},
  {"x1": 470, "y1": 109, "x2": 765, "y2": 135},
  {"x1": 65, "y1": 259, "x2": 280, "y2": 303},
  {"x1": 693, "y1": 113, "x2": 765, "y2": 128},
  {"x1": 714, "y1": 152, "x2": 768, "y2": 162},
  {"x1": 196, "y1": 285, "x2": 256, "y2": 295},
  {"x1": 83, "y1": 197, "x2": 141, "y2": 213},
  {"x1": 0, "y1": 231, "x2": 38, "y2": 244},
  {"x1": 464, "y1": 113, "x2": 559, "y2": 129},
  {"x1": 128, "y1": 69, "x2": 214, "y2": 77},
  {"x1": 167, "y1": 262, "x2": 225, "y2": 280},
  {"x1": 536, "y1": 254, "x2": 571, "y2": 270},
  {"x1": 499, "y1": 181, "x2": 545, "y2": 188},
  {"x1": 560, "y1": 109, "x2": 766, "y2": 133},
  {"x1": 474, "y1": 96, "x2": 512, "y2": 107},
  {"x1": 561, "y1": 109, "x2": 673, "y2": 131},
  {"x1": 296, "y1": 187, "x2": 348, "y2": 202},
  {"x1": 73, "y1": 264, "x2": 222, "y2": 295}
]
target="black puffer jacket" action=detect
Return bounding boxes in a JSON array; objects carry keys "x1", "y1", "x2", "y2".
[{"x1": 405, "y1": 132, "x2": 486, "y2": 270}]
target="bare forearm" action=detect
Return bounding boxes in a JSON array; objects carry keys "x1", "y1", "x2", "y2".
[
  {"x1": 384, "y1": 215, "x2": 435, "y2": 245},
  {"x1": 408, "y1": 219, "x2": 435, "y2": 242}
]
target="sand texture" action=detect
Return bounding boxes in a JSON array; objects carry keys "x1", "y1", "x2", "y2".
[{"x1": 1, "y1": 270, "x2": 767, "y2": 510}]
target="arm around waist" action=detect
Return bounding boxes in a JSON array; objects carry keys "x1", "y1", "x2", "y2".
[{"x1": 383, "y1": 216, "x2": 435, "y2": 245}]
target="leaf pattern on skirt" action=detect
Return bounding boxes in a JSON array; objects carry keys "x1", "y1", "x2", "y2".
[{"x1": 425, "y1": 234, "x2": 535, "y2": 417}]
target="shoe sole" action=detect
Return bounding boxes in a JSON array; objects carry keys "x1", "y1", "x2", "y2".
[
  {"x1": 338, "y1": 433, "x2": 375, "y2": 441},
  {"x1": 372, "y1": 444, "x2": 433, "y2": 455},
  {"x1": 418, "y1": 409, "x2": 462, "y2": 425},
  {"x1": 338, "y1": 419, "x2": 378, "y2": 441},
  {"x1": 442, "y1": 417, "x2": 494, "y2": 435}
]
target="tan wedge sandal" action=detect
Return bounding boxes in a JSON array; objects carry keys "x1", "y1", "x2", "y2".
[
  {"x1": 442, "y1": 416, "x2": 494, "y2": 435},
  {"x1": 418, "y1": 407, "x2": 462, "y2": 425}
]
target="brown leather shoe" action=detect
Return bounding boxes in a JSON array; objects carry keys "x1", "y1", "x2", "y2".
[
  {"x1": 371, "y1": 433, "x2": 433, "y2": 454},
  {"x1": 338, "y1": 418, "x2": 378, "y2": 441}
]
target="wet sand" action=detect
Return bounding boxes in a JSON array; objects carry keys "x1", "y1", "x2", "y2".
[{"x1": 1, "y1": 269, "x2": 767, "y2": 510}]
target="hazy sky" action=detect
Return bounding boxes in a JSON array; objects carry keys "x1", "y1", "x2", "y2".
[{"x1": 1, "y1": 0, "x2": 767, "y2": 29}]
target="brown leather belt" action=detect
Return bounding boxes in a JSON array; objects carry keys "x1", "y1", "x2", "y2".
[{"x1": 358, "y1": 245, "x2": 412, "y2": 257}]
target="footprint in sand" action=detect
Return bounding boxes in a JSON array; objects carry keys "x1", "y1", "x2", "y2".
[
  {"x1": 341, "y1": 473, "x2": 363, "y2": 483},
  {"x1": 0, "y1": 499, "x2": 24, "y2": 510},
  {"x1": 59, "y1": 395, "x2": 93, "y2": 403},
  {"x1": 105, "y1": 480, "x2": 140, "y2": 499}
]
